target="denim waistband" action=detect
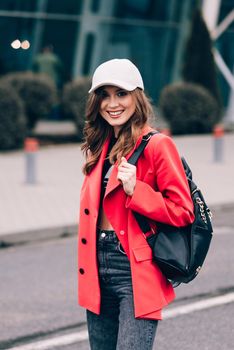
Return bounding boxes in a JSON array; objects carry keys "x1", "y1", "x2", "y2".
[
  {"x1": 97, "y1": 228, "x2": 115, "y2": 234},
  {"x1": 97, "y1": 228, "x2": 118, "y2": 242},
  {"x1": 97, "y1": 229, "x2": 126, "y2": 254}
]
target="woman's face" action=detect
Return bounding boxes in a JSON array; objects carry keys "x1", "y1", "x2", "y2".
[{"x1": 99, "y1": 86, "x2": 136, "y2": 137}]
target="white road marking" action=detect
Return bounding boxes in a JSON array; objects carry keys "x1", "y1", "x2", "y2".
[
  {"x1": 163, "y1": 292, "x2": 234, "y2": 319},
  {"x1": 7, "y1": 330, "x2": 88, "y2": 350},
  {"x1": 8, "y1": 292, "x2": 234, "y2": 350}
]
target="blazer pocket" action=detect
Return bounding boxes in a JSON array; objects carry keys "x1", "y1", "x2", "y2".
[{"x1": 132, "y1": 245, "x2": 153, "y2": 262}]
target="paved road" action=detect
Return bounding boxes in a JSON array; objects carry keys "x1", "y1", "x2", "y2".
[
  {"x1": 41, "y1": 303, "x2": 234, "y2": 350},
  {"x1": 1, "y1": 207, "x2": 234, "y2": 349}
]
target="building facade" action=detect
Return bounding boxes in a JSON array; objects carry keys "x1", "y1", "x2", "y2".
[{"x1": 0, "y1": 0, "x2": 233, "y2": 112}]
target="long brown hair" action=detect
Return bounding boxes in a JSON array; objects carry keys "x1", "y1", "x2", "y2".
[{"x1": 81, "y1": 88, "x2": 154, "y2": 175}]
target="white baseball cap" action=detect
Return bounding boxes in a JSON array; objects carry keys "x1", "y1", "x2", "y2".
[{"x1": 89, "y1": 58, "x2": 144, "y2": 93}]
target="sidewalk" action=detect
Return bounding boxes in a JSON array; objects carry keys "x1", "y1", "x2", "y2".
[{"x1": 1, "y1": 133, "x2": 234, "y2": 244}]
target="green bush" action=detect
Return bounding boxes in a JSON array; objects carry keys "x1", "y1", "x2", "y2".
[
  {"x1": 62, "y1": 77, "x2": 91, "y2": 140},
  {"x1": 0, "y1": 84, "x2": 27, "y2": 150},
  {"x1": 0, "y1": 72, "x2": 57, "y2": 129},
  {"x1": 159, "y1": 82, "x2": 220, "y2": 135}
]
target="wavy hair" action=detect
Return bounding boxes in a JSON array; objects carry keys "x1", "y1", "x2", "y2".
[{"x1": 81, "y1": 88, "x2": 154, "y2": 175}]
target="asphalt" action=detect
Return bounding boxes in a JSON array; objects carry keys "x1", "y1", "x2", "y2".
[{"x1": 1, "y1": 128, "x2": 234, "y2": 245}]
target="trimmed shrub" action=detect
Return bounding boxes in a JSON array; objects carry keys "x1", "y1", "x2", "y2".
[
  {"x1": 0, "y1": 84, "x2": 27, "y2": 150},
  {"x1": 159, "y1": 82, "x2": 220, "y2": 135},
  {"x1": 0, "y1": 72, "x2": 57, "y2": 129},
  {"x1": 62, "y1": 77, "x2": 91, "y2": 140},
  {"x1": 182, "y1": 8, "x2": 222, "y2": 107}
]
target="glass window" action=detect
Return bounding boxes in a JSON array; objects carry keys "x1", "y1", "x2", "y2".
[
  {"x1": 46, "y1": 0, "x2": 83, "y2": 15},
  {"x1": 0, "y1": 16, "x2": 34, "y2": 73},
  {"x1": 82, "y1": 33, "x2": 95, "y2": 75},
  {"x1": 113, "y1": 0, "x2": 197, "y2": 22},
  {"x1": 216, "y1": 30, "x2": 234, "y2": 105},
  {"x1": 0, "y1": 0, "x2": 36, "y2": 11},
  {"x1": 39, "y1": 19, "x2": 79, "y2": 83},
  {"x1": 90, "y1": 0, "x2": 101, "y2": 13},
  {"x1": 218, "y1": 0, "x2": 234, "y2": 30},
  {"x1": 215, "y1": 0, "x2": 234, "y2": 105}
]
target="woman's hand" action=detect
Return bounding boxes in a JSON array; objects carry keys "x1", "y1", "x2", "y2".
[{"x1": 117, "y1": 157, "x2": 136, "y2": 196}]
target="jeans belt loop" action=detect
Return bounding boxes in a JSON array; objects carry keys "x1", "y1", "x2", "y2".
[{"x1": 118, "y1": 241, "x2": 126, "y2": 255}]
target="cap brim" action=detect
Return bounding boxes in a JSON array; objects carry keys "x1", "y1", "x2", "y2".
[{"x1": 89, "y1": 80, "x2": 138, "y2": 93}]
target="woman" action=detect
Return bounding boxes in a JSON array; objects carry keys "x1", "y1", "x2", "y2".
[{"x1": 78, "y1": 58, "x2": 194, "y2": 349}]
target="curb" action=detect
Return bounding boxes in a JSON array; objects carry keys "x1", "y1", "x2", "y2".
[
  {"x1": 0, "y1": 224, "x2": 77, "y2": 248},
  {"x1": 0, "y1": 202, "x2": 233, "y2": 248}
]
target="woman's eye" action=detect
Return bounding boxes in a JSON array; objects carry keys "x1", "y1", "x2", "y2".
[
  {"x1": 101, "y1": 91, "x2": 109, "y2": 99},
  {"x1": 117, "y1": 91, "x2": 128, "y2": 97}
]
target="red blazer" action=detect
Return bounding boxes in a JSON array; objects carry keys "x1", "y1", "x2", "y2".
[{"x1": 78, "y1": 126, "x2": 194, "y2": 320}]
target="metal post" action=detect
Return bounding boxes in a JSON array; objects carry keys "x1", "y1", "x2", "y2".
[
  {"x1": 213, "y1": 124, "x2": 224, "y2": 162},
  {"x1": 202, "y1": 0, "x2": 221, "y2": 32},
  {"x1": 24, "y1": 138, "x2": 39, "y2": 184}
]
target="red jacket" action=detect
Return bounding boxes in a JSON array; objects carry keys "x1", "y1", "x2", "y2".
[{"x1": 78, "y1": 126, "x2": 194, "y2": 319}]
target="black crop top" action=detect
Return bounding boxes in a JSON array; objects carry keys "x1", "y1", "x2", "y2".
[{"x1": 100, "y1": 136, "x2": 117, "y2": 203}]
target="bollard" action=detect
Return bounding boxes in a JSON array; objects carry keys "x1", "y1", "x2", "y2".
[
  {"x1": 213, "y1": 124, "x2": 224, "y2": 162},
  {"x1": 24, "y1": 138, "x2": 39, "y2": 184}
]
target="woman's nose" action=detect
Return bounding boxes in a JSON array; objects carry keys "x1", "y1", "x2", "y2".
[{"x1": 108, "y1": 95, "x2": 119, "y2": 108}]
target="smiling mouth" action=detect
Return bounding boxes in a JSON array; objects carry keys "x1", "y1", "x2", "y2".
[{"x1": 108, "y1": 110, "x2": 124, "y2": 117}]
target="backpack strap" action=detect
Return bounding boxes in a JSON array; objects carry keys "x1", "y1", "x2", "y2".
[
  {"x1": 127, "y1": 131, "x2": 160, "y2": 235},
  {"x1": 127, "y1": 131, "x2": 159, "y2": 165}
]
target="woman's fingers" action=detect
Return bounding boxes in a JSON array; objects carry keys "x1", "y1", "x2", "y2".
[
  {"x1": 117, "y1": 157, "x2": 136, "y2": 194},
  {"x1": 118, "y1": 167, "x2": 134, "y2": 174},
  {"x1": 118, "y1": 157, "x2": 136, "y2": 171},
  {"x1": 118, "y1": 167, "x2": 136, "y2": 179}
]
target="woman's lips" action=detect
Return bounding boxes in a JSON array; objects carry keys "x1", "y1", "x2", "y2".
[{"x1": 108, "y1": 110, "x2": 124, "y2": 118}]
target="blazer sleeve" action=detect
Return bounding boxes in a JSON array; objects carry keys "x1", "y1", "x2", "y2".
[{"x1": 125, "y1": 135, "x2": 194, "y2": 227}]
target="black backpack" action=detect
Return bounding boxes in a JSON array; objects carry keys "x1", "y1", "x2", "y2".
[{"x1": 127, "y1": 131, "x2": 213, "y2": 285}]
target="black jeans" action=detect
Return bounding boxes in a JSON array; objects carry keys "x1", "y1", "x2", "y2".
[{"x1": 86, "y1": 229, "x2": 158, "y2": 350}]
